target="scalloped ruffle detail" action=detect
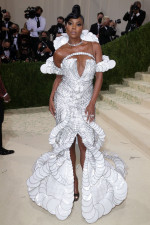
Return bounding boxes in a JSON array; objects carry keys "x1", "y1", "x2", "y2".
[
  {"x1": 40, "y1": 56, "x2": 63, "y2": 75},
  {"x1": 27, "y1": 110, "x2": 127, "y2": 223},
  {"x1": 96, "y1": 55, "x2": 116, "y2": 72}
]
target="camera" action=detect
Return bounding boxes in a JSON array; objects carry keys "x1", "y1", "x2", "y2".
[
  {"x1": 115, "y1": 19, "x2": 121, "y2": 24},
  {"x1": 24, "y1": 7, "x2": 36, "y2": 19},
  {"x1": 131, "y1": 3, "x2": 140, "y2": 12},
  {"x1": 0, "y1": 7, "x2": 6, "y2": 21},
  {"x1": 1, "y1": 55, "x2": 10, "y2": 63},
  {"x1": 0, "y1": 7, "x2": 6, "y2": 15},
  {"x1": 39, "y1": 41, "x2": 47, "y2": 52}
]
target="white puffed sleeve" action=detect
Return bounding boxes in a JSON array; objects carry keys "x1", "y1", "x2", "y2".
[
  {"x1": 96, "y1": 55, "x2": 116, "y2": 73},
  {"x1": 40, "y1": 57, "x2": 63, "y2": 75}
]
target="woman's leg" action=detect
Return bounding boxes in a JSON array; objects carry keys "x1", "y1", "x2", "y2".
[
  {"x1": 70, "y1": 138, "x2": 79, "y2": 197},
  {"x1": 77, "y1": 134, "x2": 86, "y2": 170}
]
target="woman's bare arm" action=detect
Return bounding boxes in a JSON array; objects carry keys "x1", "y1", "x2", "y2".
[
  {"x1": 49, "y1": 51, "x2": 63, "y2": 116},
  {"x1": 90, "y1": 43, "x2": 103, "y2": 105},
  {"x1": 85, "y1": 42, "x2": 103, "y2": 122}
]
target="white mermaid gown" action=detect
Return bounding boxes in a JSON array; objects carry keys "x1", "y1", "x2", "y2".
[{"x1": 27, "y1": 32, "x2": 127, "y2": 223}]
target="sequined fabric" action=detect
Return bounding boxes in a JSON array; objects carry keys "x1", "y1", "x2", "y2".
[{"x1": 27, "y1": 52, "x2": 127, "y2": 223}]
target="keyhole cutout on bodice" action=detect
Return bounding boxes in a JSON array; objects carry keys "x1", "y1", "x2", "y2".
[
  {"x1": 64, "y1": 52, "x2": 95, "y2": 78},
  {"x1": 74, "y1": 56, "x2": 94, "y2": 77}
]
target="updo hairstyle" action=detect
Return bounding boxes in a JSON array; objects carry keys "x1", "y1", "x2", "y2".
[{"x1": 65, "y1": 5, "x2": 84, "y2": 24}]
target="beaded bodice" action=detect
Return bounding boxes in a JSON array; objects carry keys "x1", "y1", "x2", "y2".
[
  {"x1": 56, "y1": 52, "x2": 96, "y2": 105},
  {"x1": 61, "y1": 52, "x2": 96, "y2": 79}
]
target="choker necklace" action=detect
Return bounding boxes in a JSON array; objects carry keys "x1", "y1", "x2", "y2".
[{"x1": 68, "y1": 40, "x2": 83, "y2": 47}]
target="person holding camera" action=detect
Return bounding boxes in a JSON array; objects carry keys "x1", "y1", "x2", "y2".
[
  {"x1": 26, "y1": 6, "x2": 46, "y2": 57},
  {"x1": 109, "y1": 19, "x2": 120, "y2": 40},
  {"x1": 0, "y1": 39, "x2": 17, "y2": 63},
  {"x1": 19, "y1": 28, "x2": 32, "y2": 62},
  {"x1": 99, "y1": 16, "x2": 116, "y2": 45},
  {"x1": 122, "y1": 1, "x2": 146, "y2": 34},
  {"x1": 89, "y1": 12, "x2": 104, "y2": 38},
  {"x1": 10, "y1": 23, "x2": 20, "y2": 60},
  {"x1": 48, "y1": 16, "x2": 66, "y2": 40},
  {"x1": 36, "y1": 31, "x2": 55, "y2": 62},
  {"x1": 1, "y1": 11, "x2": 13, "y2": 41},
  {"x1": 0, "y1": 75, "x2": 14, "y2": 155}
]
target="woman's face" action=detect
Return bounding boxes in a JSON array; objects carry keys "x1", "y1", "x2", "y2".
[{"x1": 66, "y1": 17, "x2": 83, "y2": 39}]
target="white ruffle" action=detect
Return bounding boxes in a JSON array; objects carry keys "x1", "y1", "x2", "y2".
[
  {"x1": 96, "y1": 55, "x2": 116, "y2": 72},
  {"x1": 40, "y1": 54, "x2": 116, "y2": 76},
  {"x1": 54, "y1": 30, "x2": 99, "y2": 50},
  {"x1": 40, "y1": 56, "x2": 63, "y2": 75}
]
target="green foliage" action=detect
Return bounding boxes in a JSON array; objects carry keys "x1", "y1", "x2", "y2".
[
  {"x1": 101, "y1": 22, "x2": 150, "y2": 89},
  {"x1": 0, "y1": 62, "x2": 55, "y2": 109},
  {"x1": 0, "y1": 22, "x2": 150, "y2": 109}
]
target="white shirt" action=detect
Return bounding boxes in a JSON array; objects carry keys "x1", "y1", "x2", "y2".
[
  {"x1": 26, "y1": 16, "x2": 46, "y2": 37},
  {"x1": 4, "y1": 50, "x2": 10, "y2": 58},
  {"x1": 5, "y1": 22, "x2": 9, "y2": 39},
  {"x1": 13, "y1": 34, "x2": 18, "y2": 50}
]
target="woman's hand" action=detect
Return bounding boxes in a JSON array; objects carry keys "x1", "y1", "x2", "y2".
[
  {"x1": 49, "y1": 98, "x2": 55, "y2": 117},
  {"x1": 85, "y1": 102, "x2": 95, "y2": 122}
]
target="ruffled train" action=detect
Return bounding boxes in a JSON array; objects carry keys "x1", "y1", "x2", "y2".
[{"x1": 27, "y1": 114, "x2": 127, "y2": 223}]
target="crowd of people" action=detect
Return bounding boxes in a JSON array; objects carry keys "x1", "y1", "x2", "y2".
[{"x1": 0, "y1": 1, "x2": 146, "y2": 64}]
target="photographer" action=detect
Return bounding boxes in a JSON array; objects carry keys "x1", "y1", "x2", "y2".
[
  {"x1": 36, "y1": 31, "x2": 55, "y2": 62},
  {"x1": 19, "y1": 28, "x2": 32, "y2": 62},
  {"x1": 90, "y1": 12, "x2": 104, "y2": 37},
  {"x1": 122, "y1": 1, "x2": 146, "y2": 34},
  {"x1": 1, "y1": 11, "x2": 13, "y2": 41},
  {"x1": 99, "y1": 16, "x2": 116, "y2": 45},
  {"x1": 26, "y1": 6, "x2": 46, "y2": 57},
  {"x1": 48, "y1": 16, "x2": 65, "y2": 40},
  {"x1": 10, "y1": 23, "x2": 20, "y2": 60},
  {"x1": 0, "y1": 39, "x2": 16, "y2": 63},
  {"x1": 109, "y1": 19, "x2": 120, "y2": 40}
]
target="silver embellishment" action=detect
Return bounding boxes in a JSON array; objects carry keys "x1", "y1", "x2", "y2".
[
  {"x1": 68, "y1": 40, "x2": 83, "y2": 47},
  {"x1": 28, "y1": 52, "x2": 127, "y2": 223}
]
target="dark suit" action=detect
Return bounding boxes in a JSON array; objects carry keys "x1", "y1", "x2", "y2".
[
  {"x1": 123, "y1": 9, "x2": 146, "y2": 32},
  {"x1": 48, "y1": 24, "x2": 66, "y2": 40},
  {"x1": 10, "y1": 33, "x2": 22, "y2": 59},
  {"x1": 0, "y1": 76, "x2": 7, "y2": 149},
  {"x1": 36, "y1": 39, "x2": 55, "y2": 61},
  {"x1": 1, "y1": 20, "x2": 13, "y2": 40},
  {"x1": 89, "y1": 23, "x2": 100, "y2": 35},
  {"x1": 99, "y1": 26, "x2": 116, "y2": 45}
]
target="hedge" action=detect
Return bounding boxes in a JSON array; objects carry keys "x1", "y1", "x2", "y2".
[
  {"x1": 1, "y1": 22, "x2": 150, "y2": 109},
  {"x1": 101, "y1": 22, "x2": 150, "y2": 89},
  {"x1": 0, "y1": 62, "x2": 55, "y2": 109}
]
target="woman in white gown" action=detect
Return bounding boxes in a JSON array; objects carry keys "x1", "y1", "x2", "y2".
[{"x1": 27, "y1": 5, "x2": 127, "y2": 223}]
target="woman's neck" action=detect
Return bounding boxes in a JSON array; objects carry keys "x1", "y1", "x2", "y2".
[{"x1": 68, "y1": 38, "x2": 82, "y2": 45}]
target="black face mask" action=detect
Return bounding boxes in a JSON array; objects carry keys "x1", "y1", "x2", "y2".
[
  {"x1": 57, "y1": 23, "x2": 63, "y2": 27},
  {"x1": 11, "y1": 29, "x2": 17, "y2": 34},
  {"x1": 21, "y1": 34, "x2": 29, "y2": 39},
  {"x1": 21, "y1": 43, "x2": 28, "y2": 47},
  {"x1": 98, "y1": 18, "x2": 102, "y2": 23},
  {"x1": 42, "y1": 37, "x2": 47, "y2": 42},
  {"x1": 36, "y1": 13, "x2": 40, "y2": 17},
  {"x1": 4, "y1": 18, "x2": 10, "y2": 22},
  {"x1": 4, "y1": 47, "x2": 10, "y2": 51}
]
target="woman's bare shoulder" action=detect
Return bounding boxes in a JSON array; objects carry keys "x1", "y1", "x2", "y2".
[
  {"x1": 91, "y1": 42, "x2": 102, "y2": 62},
  {"x1": 92, "y1": 42, "x2": 101, "y2": 51},
  {"x1": 53, "y1": 45, "x2": 68, "y2": 67}
]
